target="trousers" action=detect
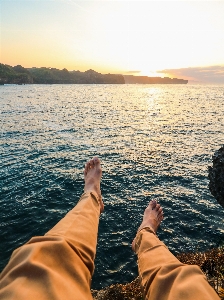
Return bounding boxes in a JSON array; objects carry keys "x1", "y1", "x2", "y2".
[{"x1": 0, "y1": 192, "x2": 219, "y2": 300}]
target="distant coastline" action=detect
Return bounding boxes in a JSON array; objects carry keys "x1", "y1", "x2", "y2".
[
  {"x1": 0, "y1": 63, "x2": 188, "y2": 85},
  {"x1": 123, "y1": 75, "x2": 188, "y2": 84}
]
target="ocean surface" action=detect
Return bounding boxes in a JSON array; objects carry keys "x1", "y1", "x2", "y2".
[{"x1": 0, "y1": 84, "x2": 224, "y2": 289}]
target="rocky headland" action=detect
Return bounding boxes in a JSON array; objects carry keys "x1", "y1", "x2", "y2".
[{"x1": 123, "y1": 74, "x2": 188, "y2": 84}]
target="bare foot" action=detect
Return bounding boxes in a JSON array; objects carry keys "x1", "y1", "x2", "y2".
[
  {"x1": 132, "y1": 200, "x2": 164, "y2": 251},
  {"x1": 138, "y1": 200, "x2": 164, "y2": 233},
  {"x1": 84, "y1": 157, "x2": 104, "y2": 213}
]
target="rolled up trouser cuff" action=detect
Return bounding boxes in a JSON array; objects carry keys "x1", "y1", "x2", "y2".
[
  {"x1": 137, "y1": 225, "x2": 156, "y2": 235},
  {"x1": 80, "y1": 191, "x2": 102, "y2": 207},
  {"x1": 133, "y1": 227, "x2": 166, "y2": 255}
]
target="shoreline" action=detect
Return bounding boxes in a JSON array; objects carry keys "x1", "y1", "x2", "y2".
[{"x1": 0, "y1": 63, "x2": 188, "y2": 85}]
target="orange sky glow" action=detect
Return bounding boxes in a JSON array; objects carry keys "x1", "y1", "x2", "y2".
[{"x1": 1, "y1": 0, "x2": 224, "y2": 83}]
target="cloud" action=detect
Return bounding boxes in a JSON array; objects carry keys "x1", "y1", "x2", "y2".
[
  {"x1": 124, "y1": 70, "x2": 141, "y2": 74},
  {"x1": 157, "y1": 66, "x2": 224, "y2": 84}
]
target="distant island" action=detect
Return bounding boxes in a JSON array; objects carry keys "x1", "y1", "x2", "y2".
[{"x1": 0, "y1": 63, "x2": 188, "y2": 85}]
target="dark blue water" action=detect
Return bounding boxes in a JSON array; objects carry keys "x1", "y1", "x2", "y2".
[{"x1": 0, "y1": 84, "x2": 224, "y2": 289}]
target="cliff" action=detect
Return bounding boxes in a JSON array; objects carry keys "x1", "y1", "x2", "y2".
[
  {"x1": 123, "y1": 75, "x2": 188, "y2": 84},
  {"x1": 209, "y1": 145, "x2": 224, "y2": 208}
]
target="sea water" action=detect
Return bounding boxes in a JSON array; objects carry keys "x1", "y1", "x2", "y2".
[{"x1": 0, "y1": 84, "x2": 224, "y2": 289}]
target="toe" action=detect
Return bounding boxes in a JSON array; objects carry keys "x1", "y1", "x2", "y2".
[
  {"x1": 155, "y1": 203, "x2": 161, "y2": 211},
  {"x1": 159, "y1": 214, "x2": 164, "y2": 221},
  {"x1": 158, "y1": 208, "x2": 164, "y2": 217},
  {"x1": 158, "y1": 207, "x2": 163, "y2": 214},
  {"x1": 85, "y1": 161, "x2": 91, "y2": 173},
  {"x1": 150, "y1": 200, "x2": 157, "y2": 210},
  {"x1": 93, "y1": 157, "x2": 100, "y2": 165},
  {"x1": 158, "y1": 211, "x2": 163, "y2": 219}
]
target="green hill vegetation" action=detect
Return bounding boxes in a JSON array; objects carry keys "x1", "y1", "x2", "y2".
[
  {"x1": 0, "y1": 64, "x2": 33, "y2": 84},
  {"x1": 0, "y1": 63, "x2": 125, "y2": 84}
]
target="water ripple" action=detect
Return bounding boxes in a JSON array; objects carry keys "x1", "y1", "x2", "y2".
[{"x1": 0, "y1": 84, "x2": 224, "y2": 289}]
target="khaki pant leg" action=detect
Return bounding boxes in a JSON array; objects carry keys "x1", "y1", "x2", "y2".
[
  {"x1": 133, "y1": 228, "x2": 220, "y2": 300},
  {"x1": 0, "y1": 192, "x2": 101, "y2": 300}
]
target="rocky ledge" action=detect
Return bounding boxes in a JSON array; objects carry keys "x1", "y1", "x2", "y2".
[{"x1": 91, "y1": 247, "x2": 224, "y2": 300}]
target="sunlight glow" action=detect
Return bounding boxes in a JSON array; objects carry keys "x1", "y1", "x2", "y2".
[{"x1": 1, "y1": 0, "x2": 224, "y2": 80}]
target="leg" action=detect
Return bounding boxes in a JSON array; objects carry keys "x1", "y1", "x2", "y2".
[
  {"x1": 0, "y1": 157, "x2": 104, "y2": 300},
  {"x1": 132, "y1": 201, "x2": 220, "y2": 300}
]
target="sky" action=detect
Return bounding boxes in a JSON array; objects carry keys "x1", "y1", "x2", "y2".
[{"x1": 1, "y1": 0, "x2": 224, "y2": 83}]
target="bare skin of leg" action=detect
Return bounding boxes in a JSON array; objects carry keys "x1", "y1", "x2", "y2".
[
  {"x1": 132, "y1": 200, "x2": 164, "y2": 250},
  {"x1": 84, "y1": 157, "x2": 104, "y2": 213}
]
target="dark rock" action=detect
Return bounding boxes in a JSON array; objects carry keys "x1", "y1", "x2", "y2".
[
  {"x1": 91, "y1": 277, "x2": 142, "y2": 300},
  {"x1": 208, "y1": 145, "x2": 224, "y2": 208}
]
